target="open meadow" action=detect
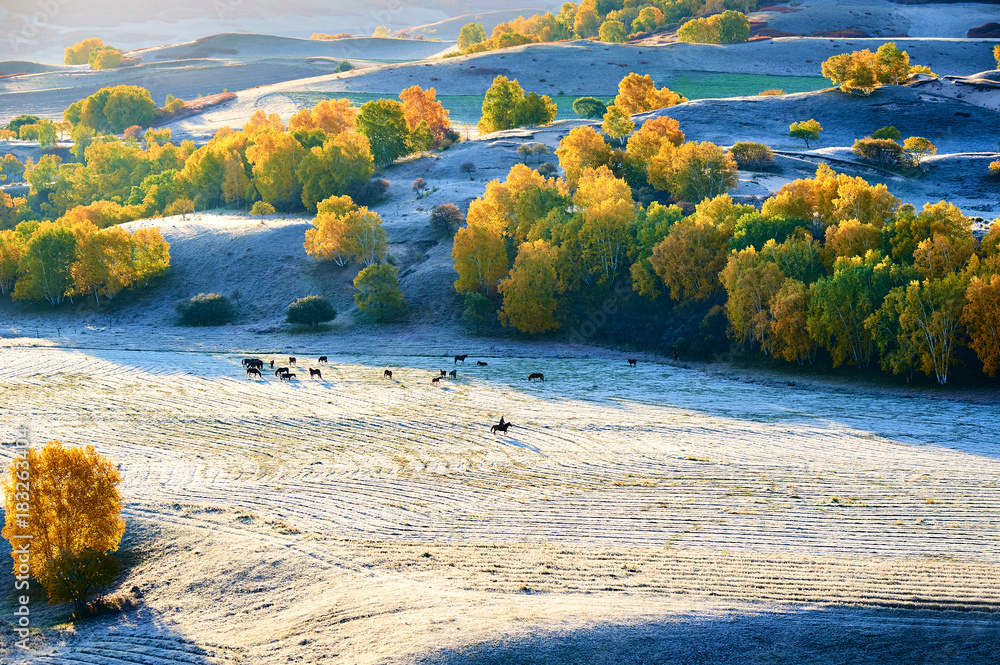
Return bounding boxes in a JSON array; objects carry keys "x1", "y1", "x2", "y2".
[{"x1": 0, "y1": 337, "x2": 998, "y2": 662}]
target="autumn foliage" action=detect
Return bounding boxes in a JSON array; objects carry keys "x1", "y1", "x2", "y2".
[{"x1": 3, "y1": 441, "x2": 125, "y2": 614}]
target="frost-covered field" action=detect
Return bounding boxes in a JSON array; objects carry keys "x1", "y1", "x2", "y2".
[{"x1": 0, "y1": 344, "x2": 998, "y2": 663}]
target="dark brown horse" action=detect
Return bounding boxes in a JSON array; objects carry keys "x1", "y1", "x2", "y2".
[
  {"x1": 454, "y1": 354, "x2": 468, "y2": 364},
  {"x1": 246, "y1": 366, "x2": 262, "y2": 378},
  {"x1": 275, "y1": 367, "x2": 290, "y2": 377},
  {"x1": 448, "y1": 369, "x2": 457, "y2": 378},
  {"x1": 477, "y1": 361, "x2": 488, "y2": 366},
  {"x1": 309, "y1": 368, "x2": 322, "y2": 379},
  {"x1": 270, "y1": 360, "x2": 275, "y2": 368},
  {"x1": 627, "y1": 358, "x2": 636, "y2": 367},
  {"x1": 384, "y1": 369, "x2": 393, "y2": 379},
  {"x1": 528, "y1": 372, "x2": 544, "y2": 382},
  {"x1": 289, "y1": 356, "x2": 297, "y2": 365},
  {"x1": 491, "y1": 422, "x2": 512, "y2": 435},
  {"x1": 280, "y1": 372, "x2": 296, "y2": 382},
  {"x1": 432, "y1": 376, "x2": 441, "y2": 384},
  {"x1": 318, "y1": 356, "x2": 328, "y2": 364},
  {"x1": 440, "y1": 370, "x2": 447, "y2": 376}
]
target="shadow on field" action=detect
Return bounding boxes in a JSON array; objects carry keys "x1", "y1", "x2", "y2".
[{"x1": 413, "y1": 607, "x2": 1000, "y2": 665}]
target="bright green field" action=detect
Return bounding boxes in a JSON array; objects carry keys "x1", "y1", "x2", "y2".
[{"x1": 290, "y1": 74, "x2": 828, "y2": 125}]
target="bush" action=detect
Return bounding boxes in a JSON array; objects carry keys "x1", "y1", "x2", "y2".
[
  {"x1": 537, "y1": 161, "x2": 558, "y2": 177},
  {"x1": 177, "y1": 293, "x2": 234, "y2": 326},
  {"x1": 286, "y1": 295, "x2": 337, "y2": 327},
  {"x1": 412, "y1": 177, "x2": 427, "y2": 196},
  {"x1": 462, "y1": 291, "x2": 494, "y2": 334},
  {"x1": 729, "y1": 142, "x2": 775, "y2": 170},
  {"x1": 430, "y1": 203, "x2": 465, "y2": 237},
  {"x1": 758, "y1": 89, "x2": 784, "y2": 96},
  {"x1": 459, "y1": 162, "x2": 476, "y2": 180},
  {"x1": 335, "y1": 60, "x2": 353, "y2": 73},
  {"x1": 250, "y1": 201, "x2": 275, "y2": 217},
  {"x1": 990, "y1": 160, "x2": 1000, "y2": 179},
  {"x1": 852, "y1": 137, "x2": 904, "y2": 167},
  {"x1": 871, "y1": 126, "x2": 901, "y2": 141},
  {"x1": 572, "y1": 96, "x2": 608, "y2": 119},
  {"x1": 345, "y1": 178, "x2": 390, "y2": 206}
]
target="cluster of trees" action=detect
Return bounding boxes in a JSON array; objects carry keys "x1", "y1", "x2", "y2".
[
  {"x1": 0, "y1": 219, "x2": 170, "y2": 305},
  {"x1": 852, "y1": 126, "x2": 936, "y2": 169},
  {"x1": 456, "y1": 0, "x2": 757, "y2": 53},
  {"x1": 478, "y1": 76, "x2": 558, "y2": 134},
  {"x1": 2, "y1": 83, "x2": 455, "y2": 235},
  {"x1": 3, "y1": 441, "x2": 126, "y2": 617},
  {"x1": 64, "y1": 37, "x2": 123, "y2": 69},
  {"x1": 821, "y1": 42, "x2": 936, "y2": 95},
  {"x1": 676, "y1": 9, "x2": 750, "y2": 43},
  {"x1": 452, "y1": 110, "x2": 1000, "y2": 384},
  {"x1": 302, "y1": 194, "x2": 406, "y2": 321}
]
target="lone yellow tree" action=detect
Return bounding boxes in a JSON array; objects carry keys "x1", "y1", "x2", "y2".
[{"x1": 2, "y1": 441, "x2": 125, "y2": 616}]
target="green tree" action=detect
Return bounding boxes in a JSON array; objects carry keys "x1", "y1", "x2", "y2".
[
  {"x1": 903, "y1": 136, "x2": 936, "y2": 167},
  {"x1": 871, "y1": 126, "x2": 901, "y2": 141},
  {"x1": 89, "y1": 45, "x2": 123, "y2": 70},
  {"x1": 572, "y1": 96, "x2": 608, "y2": 119},
  {"x1": 462, "y1": 291, "x2": 494, "y2": 334},
  {"x1": 250, "y1": 201, "x2": 275, "y2": 218},
  {"x1": 13, "y1": 222, "x2": 77, "y2": 304},
  {"x1": 599, "y1": 20, "x2": 627, "y2": 43},
  {"x1": 515, "y1": 92, "x2": 557, "y2": 128},
  {"x1": 458, "y1": 22, "x2": 488, "y2": 52},
  {"x1": 478, "y1": 76, "x2": 526, "y2": 134},
  {"x1": 296, "y1": 132, "x2": 374, "y2": 211},
  {"x1": 355, "y1": 99, "x2": 410, "y2": 166},
  {"x1": 601, "y1": 104, "x2": 634, "y2": 146},
  {"x1": 354, "y1": 263, "x2": 405, "y2": 321},
  {"x1": 788, "y1": 119, "x2": 822, "y2": 148},
  {"x1": 286, "y1": 295, "x2": 337, "y2": 327},
  {"x1": 648, "y1": 141, "x2": 738, "y2": 202},
  {"x1": 64, "y1": 38, "x2": 105, "y2": 64},
  {"x1": 716, "y1": 10, "x2": 751, "y2": 43}
]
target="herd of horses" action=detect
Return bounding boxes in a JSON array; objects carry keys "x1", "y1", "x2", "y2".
[{"x1": 239, "y1": 353, "x2": 643, "y2": 435}]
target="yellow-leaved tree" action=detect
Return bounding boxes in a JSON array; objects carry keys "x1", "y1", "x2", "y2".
[
  {"x1": 2, "y1": 441, "x2": 125, "y2": 616},
  {"x1": 452, "y1": 223, "x2": 509, "y2": 296},
  {"x1": 555, "y1": 125, "x2": 613, "y2": 188},
  {"x1": 574, "y1": 166, "x2": 636, "y2": 289},
  {"x1": 613, "y1": 73, "x2": 687, "y2": 115},
  {"x1": 498, "y1": 239, "x2": 561, "y2": 334}
]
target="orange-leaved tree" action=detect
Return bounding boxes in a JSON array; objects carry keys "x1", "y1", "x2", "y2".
[
  {"x1": 613, "y1": 73, "x2": 687, "y2": 115},
  {"x1": 399, "y1": 86, "x2": 452, "y2": 144},
  {"x1": 2, "y1": 441, "x2": 125, "y2": 616}
]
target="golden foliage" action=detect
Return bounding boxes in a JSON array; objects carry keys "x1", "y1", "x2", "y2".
[
  {"x1": 499, "y1": 239, "x2": 561, "y2": 334},
  {"x1": 555, "y1": 126, "x2": 613, "y2": 188},
  {"x1": 962, "y1": 274, "x2": 1000, "y2": 377},
  {"x1": 451, "y1": 223, "x2": 509, "y2": 295},
  {"x1": 399, "y1": 86, "x2": 452, "y2": 142},
  {"x1": 2, "y1": 441, "x2": 125, "y2": 580},
  {"x1": 613, "y1": 73, "x2": 687, "y2": 115},
  {"x1": 288, "y1": 98, "x2": 357, "y2": 136}
]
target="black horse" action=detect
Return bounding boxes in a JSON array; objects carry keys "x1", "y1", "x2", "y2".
[
  {"x1": 384, "y1": 369, "x2": 393, "y2": 379},
  {"x1": 309, "y1": 368, "x2": 322, "y2": 379},
  {"x1": 477, "y1": 361, "x2": 488, "y2": 366},
  {"x1": 528, "y1": 372, "x2": 544, "y2": 382},
  {"x1": 246, "y1": 366, "x2": 262, "y2": 379},
  {"x1": 627, "y1": 358, "x2": 637, "y2": 367},
  {"x1": 432, "y1": 376, "x2": 441, "y2": 384},
  {"x1": 280, "y1": 372, "x2": 296, "y2": 382},
  {"x1": 275, "y1": 367, "x2": 290, "y2": 377},
  {"x1": 289, "y1": 356, "x2": 297, "y2": 365},
  {"x1": 318, "y1": 356, "x2": 328, "y2": 364},
  {"x1": 454, "y1": 354, "x2": 468, "y2": 364},
  {"x1": 448, "y1": 369, "x2": 457, "y2": 378},
  {"x1": 440, "y1": 370, "x2": 448, "y2": 376},
  {"x1": 491, "y1": 421, "x2": 512, "y2": 435}
]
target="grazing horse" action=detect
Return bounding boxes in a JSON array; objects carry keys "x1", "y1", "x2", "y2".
[
  {"x1": 280, "y1": 372, "x2": 295, "y2": 382},
  {"x1": 270, "y1": 360, "x2": 275, "y2": 368},
  {"x1": 384, "y1": 369, "x2": 393, "y2": 379},
  {"x1": 275, "y1": 367, "x2": 290, "y2": 377},
  {"x1": 528, "y1": 372, "x2": 544, "y2": 382},
  {"x1": 477, "y1": 361, "x2": 488, "y2": 366},
  {"x1": 309, "y1": 368, "x2": 322, "y2": 379},
  {"x1": 627, "y1": 358, "x2": 637, "y2": 367},
  {"x1": 289, "y1": 356, "x2": 297, "y2": 365},
  {"x1": 448, "y1": 369, "x2": 457, "y2": 378},
  {"x1": 318, "y1": 356, "x2": 328, "y2": 364},
  {"x1": 432, "y1": 376, "x2": 441, "y2": 384},
  {"x1": 454, "y1": 354, "x2": 468, "y2": 364},
  {"x1": 246, "y1": 367, "x2": 262, "y2": 379},
  {"x1": 491, "y1": 422, "x2": 512, "y2": 435}
]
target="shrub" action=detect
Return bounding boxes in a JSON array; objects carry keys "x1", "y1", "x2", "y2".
[
  {"x1": 123, "y1": 125, "x2": 143, "y2": 140},
  {"x1": 758, "y1": 89, "x2": 784, "y2": 96},
  {"x1": 412, "y1": 177, "x2": 427, "y2": 196},
  {"x1": 286, "y1": 296, "x2": 337, "y2": 327},
  {"x1": 729, "y1": 142, "x2": 775, "y2": 170},
  {"x1": 345, "y1": 178, "x2": 390, "y2": 206},
  {"x1": 871, "y1": 126, "x2": 901, "y2": 141},
  {"x1": 430, "y1": 203, "x2": 465, "y2": 237},
  {"x1": 177, "y1": 293, "x2": 234, "y2": 326},
  {"x1": 852, "y1": 137, "x2": 904, "y2": 167},
  {"x1": 462, "y1": 291, "x2": 494, "y2": 334},
  {"x1": 460, "y1": 161, "x2": 476, "y2": 180},
  {"x1": 572, "y1": 97, "x2": 608, "y2": 119},
  {"x1": 335, "y1": 60, "x2": 353, "y2": 72},
  {"x1": 6, "y1": 114, "x2": 41, "y2": 134},
  {"x1": 990, "y1": 160, "x2": 1000, "y2": 179},
  {"x1": 537, "y1": 161, "x2": 558, "y2": 177}
]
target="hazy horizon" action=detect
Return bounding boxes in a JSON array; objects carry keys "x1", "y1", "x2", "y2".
[{"x1": 0, "y1": 0, "x2": 561, "y2": 62}]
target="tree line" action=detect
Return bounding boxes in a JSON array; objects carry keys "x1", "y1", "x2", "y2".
[
  {"x1": 451, "y1": 86, "x2": 1000, "y2": 384},
  {"x1": 456, "y1": 0, "x2": 757, "y2": 52}
]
